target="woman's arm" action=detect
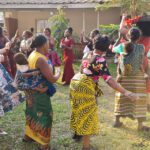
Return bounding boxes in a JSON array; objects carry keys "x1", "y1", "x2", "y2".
[
  {"x1": 107, "y1": 78, "x2": 126, "y2": 94},
  {"x1": 119, "y1": 14, "x2": 126, "y2": 30},
  {"x1": 107, "y1": 78, "x2": 138, "y2": 101},
  {"x1": 36, "y1": 57, "x2": 61, "y2": 83},
  {"x1": 113, "y1": 36, "x2": 122, "y2": 48},
  {"x1": 11, "y1": 30, "x2": 20, "y2": 48},
  {"x1": 22, "y1": 70, "x2": 40, "y2": 78},
  {"x1": 63, "y1": 45, "x2": 73, "y2": 51},
  {"x1": 80, "y1": 32, "x2": 90, "y2": 45}
]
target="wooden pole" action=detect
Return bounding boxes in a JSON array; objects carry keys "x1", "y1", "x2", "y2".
[
  {"x1": 82, "y1": 9, "x2": 85, "y2": 31},
  {"x1": 97, "y1": 11, "x2": 100, "y2": 29},
  {"x1": 131, "y1": 0, "x2": 137, "y2": 17}
]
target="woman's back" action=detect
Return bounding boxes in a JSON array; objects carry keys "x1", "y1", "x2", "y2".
[
  {"x1": 120, "y1": 44, "x2": 144, "y2": 75},
  {"x1": 28, "y1": 50, "x2": 47, "y2": 70}
]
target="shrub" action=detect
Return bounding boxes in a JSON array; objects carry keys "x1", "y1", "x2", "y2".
[
  {"x1": 49, "y1": 8, "x2": 69, "y2": 57},
  {"x1": 99, "y1": 24, "x2": 119, "y2": 41}
]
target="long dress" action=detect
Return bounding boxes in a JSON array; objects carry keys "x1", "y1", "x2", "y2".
[
  {"x1": 61, "y1": 38, "x2": 74, "y2": 84},
  {"x1": 70, "y1": 53, "x2": 111, "y2": 135},
  {"x1": 0, "y1": 64, "x2": 24, "y2": 117},
  {"x1": 114, "y1": 43, "x2": 147, "y2": 120},
  {"x1": 25, "y1": 51, "x2": 53, "y2": 146},
  {"x1": 139, "y1": 36, "x2": 150, "y2": 103}
]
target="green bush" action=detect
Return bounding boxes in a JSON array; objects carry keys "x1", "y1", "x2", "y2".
[
  {"x1": 49, "y1": 8, "x2": 80, "y2": 60},
  {"x1": 49, "y1": 8, "x2": 69, "y2": 57},
  {"x1": 99, "y1": 24, "x2": 119, "y2": 41}
]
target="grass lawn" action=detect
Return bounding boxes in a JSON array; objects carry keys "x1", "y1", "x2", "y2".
[{"x1": 1, "y1": 60, "x2": 150, "y2": 150}]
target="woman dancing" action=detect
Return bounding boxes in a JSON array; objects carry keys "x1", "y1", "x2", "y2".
[
  {"x1": 113, "y1": 28, "x2": 149, "y2": 131},
  {"x1": 70, "y1": 36, "x2": 138, "y2": 150}
]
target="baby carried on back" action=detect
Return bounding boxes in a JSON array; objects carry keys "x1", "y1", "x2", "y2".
[{"x1": 14, "y1": 53, "x2": 56, "y2": 97}]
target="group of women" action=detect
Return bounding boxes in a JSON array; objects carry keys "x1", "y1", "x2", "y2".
[
  {"x1": 69, "y1": 15, "x2": 150, "y2": 150},
  {"x1": 0, "y1": 15, "x2": 150, "y2": 150},
  {"x1": 0, "y1": 26, "x2": 75, "y2": 150}
]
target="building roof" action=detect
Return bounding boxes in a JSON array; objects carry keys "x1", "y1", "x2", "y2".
[
  {"x1": 0, "y1": 0, "x2": 103, "y2": 4},
  {"x1": 0, "y1": 0, "x2": 106, "y2": 9}
]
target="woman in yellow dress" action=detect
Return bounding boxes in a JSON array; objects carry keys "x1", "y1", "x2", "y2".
[{"x1": 23, "y1": 35, "x2": 61, "y2": 150}]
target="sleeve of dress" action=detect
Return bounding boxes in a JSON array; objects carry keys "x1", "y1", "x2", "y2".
[
  {"x1": 88, "y1": 56, "x2": 112, "y2": 82},
  {"x1": 101, "y1": 60, "x2": 112, "y2": 82},
  {"x1": 113, "y1": 43, "x2": 124, "y2": 54}
]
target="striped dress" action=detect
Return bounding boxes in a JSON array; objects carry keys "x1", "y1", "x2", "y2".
[{"x1": 114, "y1": 44, "x2": 147, "y2": 120}]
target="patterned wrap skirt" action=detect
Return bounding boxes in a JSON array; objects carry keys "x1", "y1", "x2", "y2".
[
  {"x1": 114, "y1": 70, "x2": 147, "y2": 120},
  {"x1": 0, "y1": 64, "x2": 24, "y2": 117},
  {"x1": 70, "y1": 73, "x2": 103, "y2": 135},
  {"x1": 25, "y1": 91, "x2": 52, "y2": 146}
]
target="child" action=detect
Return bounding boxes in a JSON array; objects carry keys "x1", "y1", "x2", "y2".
[{"x1": 14, "y1": 53, "x2": 56, "y2": 97}]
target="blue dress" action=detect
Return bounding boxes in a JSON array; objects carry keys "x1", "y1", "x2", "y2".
[{"x1": 0, "y1": 64, "x2": 24, "y2": 117}]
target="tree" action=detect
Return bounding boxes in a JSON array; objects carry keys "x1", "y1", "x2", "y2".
[
  {"x1": 49, "y1": 8, "x2": 69, "y2": 51},
  {"x1": 96, "y1": 0, "x2": 150, "y2": 17}
]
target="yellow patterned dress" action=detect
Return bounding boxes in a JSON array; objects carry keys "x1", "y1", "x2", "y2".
[{"x1": 70, "y1": 54, "x2": 111, "y2": 135}]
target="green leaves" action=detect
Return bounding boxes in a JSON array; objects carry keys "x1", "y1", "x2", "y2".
[
  {"x1": 48, "y1": 8, "x2": 69, "y2": 54},
  {"x1": 99, "y1": 24, "x2": 119, "y2": 40},
  {"x1": 96, "y1": 0, "x2": 150, "y2": 17}
]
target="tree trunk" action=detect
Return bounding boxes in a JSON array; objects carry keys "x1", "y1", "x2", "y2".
[{"x1": 131, "y1": 0, "x2": 137, "y2": 17}]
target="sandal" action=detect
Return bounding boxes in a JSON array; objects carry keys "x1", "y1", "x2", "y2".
[
  {"x1": 113, "y1": 122, "x2": 123, "y2": 128},
  {"x1": 72, "y1": 134, "x2": 82, "y2": 142}
]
